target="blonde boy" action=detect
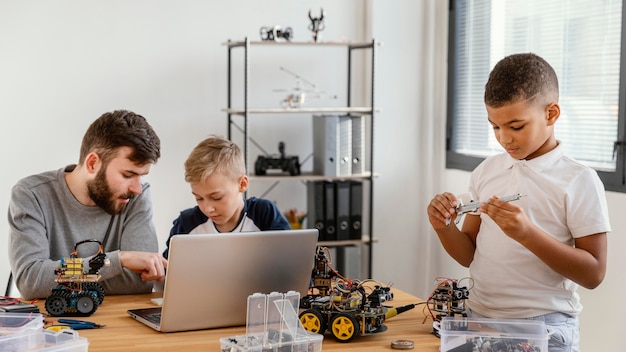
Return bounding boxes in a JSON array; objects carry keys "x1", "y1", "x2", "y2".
[{"x1": 163, "y1": 135, "x2": 290, "y2": 258}]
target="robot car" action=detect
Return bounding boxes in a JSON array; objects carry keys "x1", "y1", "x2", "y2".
[
  {"x1": 45, "y1": 239, "x2": 110, "y2": 317},
  {"x1": 255, "y1": 141, "x2": 301, "y2": 176},
  {"x1": 298, "y1": 247, "x2": 408, "y2": 342}
]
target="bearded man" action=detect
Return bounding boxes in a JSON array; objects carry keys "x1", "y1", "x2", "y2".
[{"x1": 9, "y1": 110, "x2": 167, "y2": 299}]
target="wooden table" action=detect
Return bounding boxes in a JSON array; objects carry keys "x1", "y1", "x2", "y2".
[{"x1": 35, "y1": 289, "x2": 441, "y2": 351}]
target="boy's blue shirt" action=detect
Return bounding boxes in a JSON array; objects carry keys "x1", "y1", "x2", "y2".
[{"x1": 162, "y1": 197, "x2": 290, "y2": 258}]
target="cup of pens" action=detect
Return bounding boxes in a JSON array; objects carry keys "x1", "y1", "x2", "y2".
[{"x1": 284, "y1": 209, "x2": 306, "y2": 229}]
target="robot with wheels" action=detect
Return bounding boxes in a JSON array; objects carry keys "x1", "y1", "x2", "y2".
[
  {"x1": 45, "y1": 239, "x2": 110, "y2": 317},
  {"x1": 426, "y1": 277, "x2": 471, "y2": 337},
  {"x1": 255, "y1": 141, "x2": 301, "y2": 176},
  {"x1": 298, "y1": 247, "x2": 411, "y2": 343}
]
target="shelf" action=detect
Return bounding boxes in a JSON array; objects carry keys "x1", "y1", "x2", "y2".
[
  {"x1": 249, "y1": 172, "x2": 376, "y2": 182},
  {"x1": 224, "y1": 40, "x2": 379, "y2": 48},
  {"x1": 318, "y1": 235, "x2": 376, "y2": 248},
  {"x1": 226, "y1": 36, "x2": 378, "y2": 278},
  {"x1": 223, "y1": 107, "x2": 375, "y2": 116}
]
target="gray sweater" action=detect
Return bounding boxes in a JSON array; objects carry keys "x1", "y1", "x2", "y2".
[{"x1": 8, "y1": 166, "x2": 158, "y2": 299}]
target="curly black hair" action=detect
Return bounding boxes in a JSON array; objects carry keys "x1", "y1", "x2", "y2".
[{"x1": 484, "y1": 53, "x2": 559, "y2": 108}]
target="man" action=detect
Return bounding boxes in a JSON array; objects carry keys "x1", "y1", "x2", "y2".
[{"x1": 9, "y1": 110, "x2": 167, "y2": 299}]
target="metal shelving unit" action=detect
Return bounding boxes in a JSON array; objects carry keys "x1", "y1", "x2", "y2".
[{"x1": 224, "y1": 38, "x2": 378, "y2": 278}]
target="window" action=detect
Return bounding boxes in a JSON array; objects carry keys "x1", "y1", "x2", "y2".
[{"x1": 447, "y1": 0, "x2": 626, "y2": 192}]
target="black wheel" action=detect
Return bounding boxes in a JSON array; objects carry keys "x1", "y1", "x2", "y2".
[
  {"x1": 330, "y1": 312, "x2": 360, "y2": 343},
  {"x1": 45, "y1": 294, "x2": 68, "y2": 316},
  {"x1": 288, "y1": 158, "x2": 300, "y2": 176},
  {"x1": 299, "y1": 309, "x2": 327, "y2": 334},
  {"x1": 83, "y1": 282, "x2": 105, "y2": 304},
  {"x1": 255, "y1": 157, "x2": 267, "y2": 175},
  {"x1": 75, "y1": 293, "x2": 98, "y2": 316}
]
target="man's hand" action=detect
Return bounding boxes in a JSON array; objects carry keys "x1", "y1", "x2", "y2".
[{"x1": 119, "y1": 251, "x2": 168, "y2": 282}]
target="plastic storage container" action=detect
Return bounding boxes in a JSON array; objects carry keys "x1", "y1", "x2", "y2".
[
  {"x1": 0, "y1": 313, "x2": 88, "y2": 352},
  {"x1": 0, "y1": 328, "x2": 88, "y2": 352},
  {"x1": 220, "y1": 291, "x2": 323, "y2": 352},
  {"x1": 0, "y1": 312, "x2": 44, "y2": 336},
  {"x1": 439, "y1": 317, "x2": 548, "y2": 352}
]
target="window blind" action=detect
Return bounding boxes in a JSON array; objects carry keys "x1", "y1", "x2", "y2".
[{"x1": 450, "y1": 0, "x2": 622, "y2": 171}]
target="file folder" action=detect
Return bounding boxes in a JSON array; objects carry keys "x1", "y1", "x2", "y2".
[
  {"x1": 336, "y1": 181, "x2": 351, "y2": 240},
  {"x1": 349, "y1": 181, "x2": 363, "y2": 240}
]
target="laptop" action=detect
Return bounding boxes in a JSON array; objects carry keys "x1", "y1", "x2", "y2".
[{"x1": 127, "y1": 229, "x2": 319, "y2": 332}]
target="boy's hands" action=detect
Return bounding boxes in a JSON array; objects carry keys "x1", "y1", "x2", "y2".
[
  {"x1": 427, "y1": 192, "x2": 460, "y2": 229},
  {"x1": 119, "y1": 251, "x2": 168, "y2": 282},
  {"x1": 480, "y1": 195, "x2": 533, "y2": 242}
]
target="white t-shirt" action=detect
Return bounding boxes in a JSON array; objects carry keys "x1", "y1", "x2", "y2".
[{"x1": 467, "y1": 143, "x2": 611, "y2": 318}]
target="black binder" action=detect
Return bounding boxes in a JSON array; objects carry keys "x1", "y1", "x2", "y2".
[
  {"x1": 324, "y1": 181, "x2": 337, "y2": 241},
  {"x1": 349, "y1": 181, "x2": 363, "y2": 240},
  {"x1": 307, "y1": 181, "x2": 326, "y2": 241},
  {"x1": 336, "y1": 181, "x2": 351, "y2": 240}
]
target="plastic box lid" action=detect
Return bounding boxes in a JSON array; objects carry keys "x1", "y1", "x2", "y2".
[
  {"x1": 0, "y1": 328, "x2": 88, "y2": 352},
  {"x1": 220, "y1": 291, "x2": 323, "y2": 352},
  {"x1": 439, "y1": 316, "x2": 548, "y2": 352},
  {"x1": 0, "y1": 312, "x2": 44, "y2": 336}
]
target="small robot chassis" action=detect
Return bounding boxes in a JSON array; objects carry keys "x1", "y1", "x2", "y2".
[
  {"x1": 254, "y1": 141, "x2": 301, "y2": 176},
  {"x1": 298, "y1": 247, "x2": 399, "y2": 343},
  {"x1": 45, "y1": 239, "x2": 110, "y2": 317},
  {"x1": 427, "y1": 277, "x2": 471, "y2": 337}
]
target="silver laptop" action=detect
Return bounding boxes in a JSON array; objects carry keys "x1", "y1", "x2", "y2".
[{"x1": 127, "y1": 229, "x2": 319, "y2": 332}]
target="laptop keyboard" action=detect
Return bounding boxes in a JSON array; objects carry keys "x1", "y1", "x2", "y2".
[{"x1": 144, "y1": 312, "x2": 162, "y2": 325}]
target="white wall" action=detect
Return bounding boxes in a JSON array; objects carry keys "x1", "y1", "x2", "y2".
[
  {"x1": 1, "y1": 1, "x2": 622, "y2": 350},
  {"x1": 0, "y1": 0, "x2": 364, "y2": 290}
]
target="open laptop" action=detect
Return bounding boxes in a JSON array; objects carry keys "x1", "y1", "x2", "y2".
[{"x1": 127, "y1": 229, "x2": 319, "y2": 332}]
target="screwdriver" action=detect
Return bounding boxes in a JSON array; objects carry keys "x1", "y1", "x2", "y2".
[{"x1": 384, "y1": 304, "x2": 416, "y2": 320}]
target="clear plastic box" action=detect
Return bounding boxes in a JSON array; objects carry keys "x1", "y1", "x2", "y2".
[
  {"x1": 0, "y1": 328, "x2": 88, "y2": 352},
  {"x1": 439, "y1": 316, "x2": 548, "y2": 352},
  {"x1": 220, "y1": 291, "x2": 323, "y2": 352},
  {"x1": 0, "y1": 312, "x2": 44, "y2": 336}
]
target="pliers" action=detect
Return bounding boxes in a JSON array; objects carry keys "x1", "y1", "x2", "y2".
[{"x1": 48, "y1": 319, "x2": 105, "y2": 330}]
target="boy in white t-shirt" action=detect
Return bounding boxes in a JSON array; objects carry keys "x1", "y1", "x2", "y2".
[{"x1": 427, "y1": 53, "x2": 610, "y2": 352}]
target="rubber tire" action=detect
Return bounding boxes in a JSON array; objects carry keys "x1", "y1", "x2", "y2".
[
  {"x1": 45, "y1": 294, "x2": 68, "y2": 316},
  {"x1": 330, "y1": 312, "x2": 360, "y2": 343},
  {"x1": 76, "y1": 293, "x2": 98, "y2": 316},
  {"x1": 299, "y1": 309, "x2": 327, "y2": 334}
]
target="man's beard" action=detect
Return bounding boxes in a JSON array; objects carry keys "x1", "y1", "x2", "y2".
[{"x1": 87, "y1": 167, "x2": 133, "y2": 215}]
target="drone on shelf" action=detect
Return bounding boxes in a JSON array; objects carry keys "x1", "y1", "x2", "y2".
[{"x1": 273, "y1": 66, "x2": 337, "y2": 109}]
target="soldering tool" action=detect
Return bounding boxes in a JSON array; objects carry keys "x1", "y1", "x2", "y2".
[
  {"x1": 384, "y1": 304, "x2": 416, "y2": 320},
  {"x1": 446, "y1": 193, "x2": 525, "y2": 226}
]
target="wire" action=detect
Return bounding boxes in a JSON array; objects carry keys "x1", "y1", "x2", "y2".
[{"x1": 0, "y1": 296, "x2": 20, "y2": 306}]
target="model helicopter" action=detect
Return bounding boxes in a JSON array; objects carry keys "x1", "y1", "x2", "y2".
[{"x1": 273, "y1": 66, "x2": 337, "y2": 108}]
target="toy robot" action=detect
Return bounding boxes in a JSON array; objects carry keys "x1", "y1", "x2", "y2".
[
  {"x1": 45, "y1": 239, "x2": 110, "y2": 317},
  {"x1": 427, "y1": 277, "x2": 471, "y2": 337},
  {"x1": 255, "y1": 141, "x2": 301, "y2": 176},
  {"x1": 298, "y1": 247, "x2": 412, "y2": 342}
]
